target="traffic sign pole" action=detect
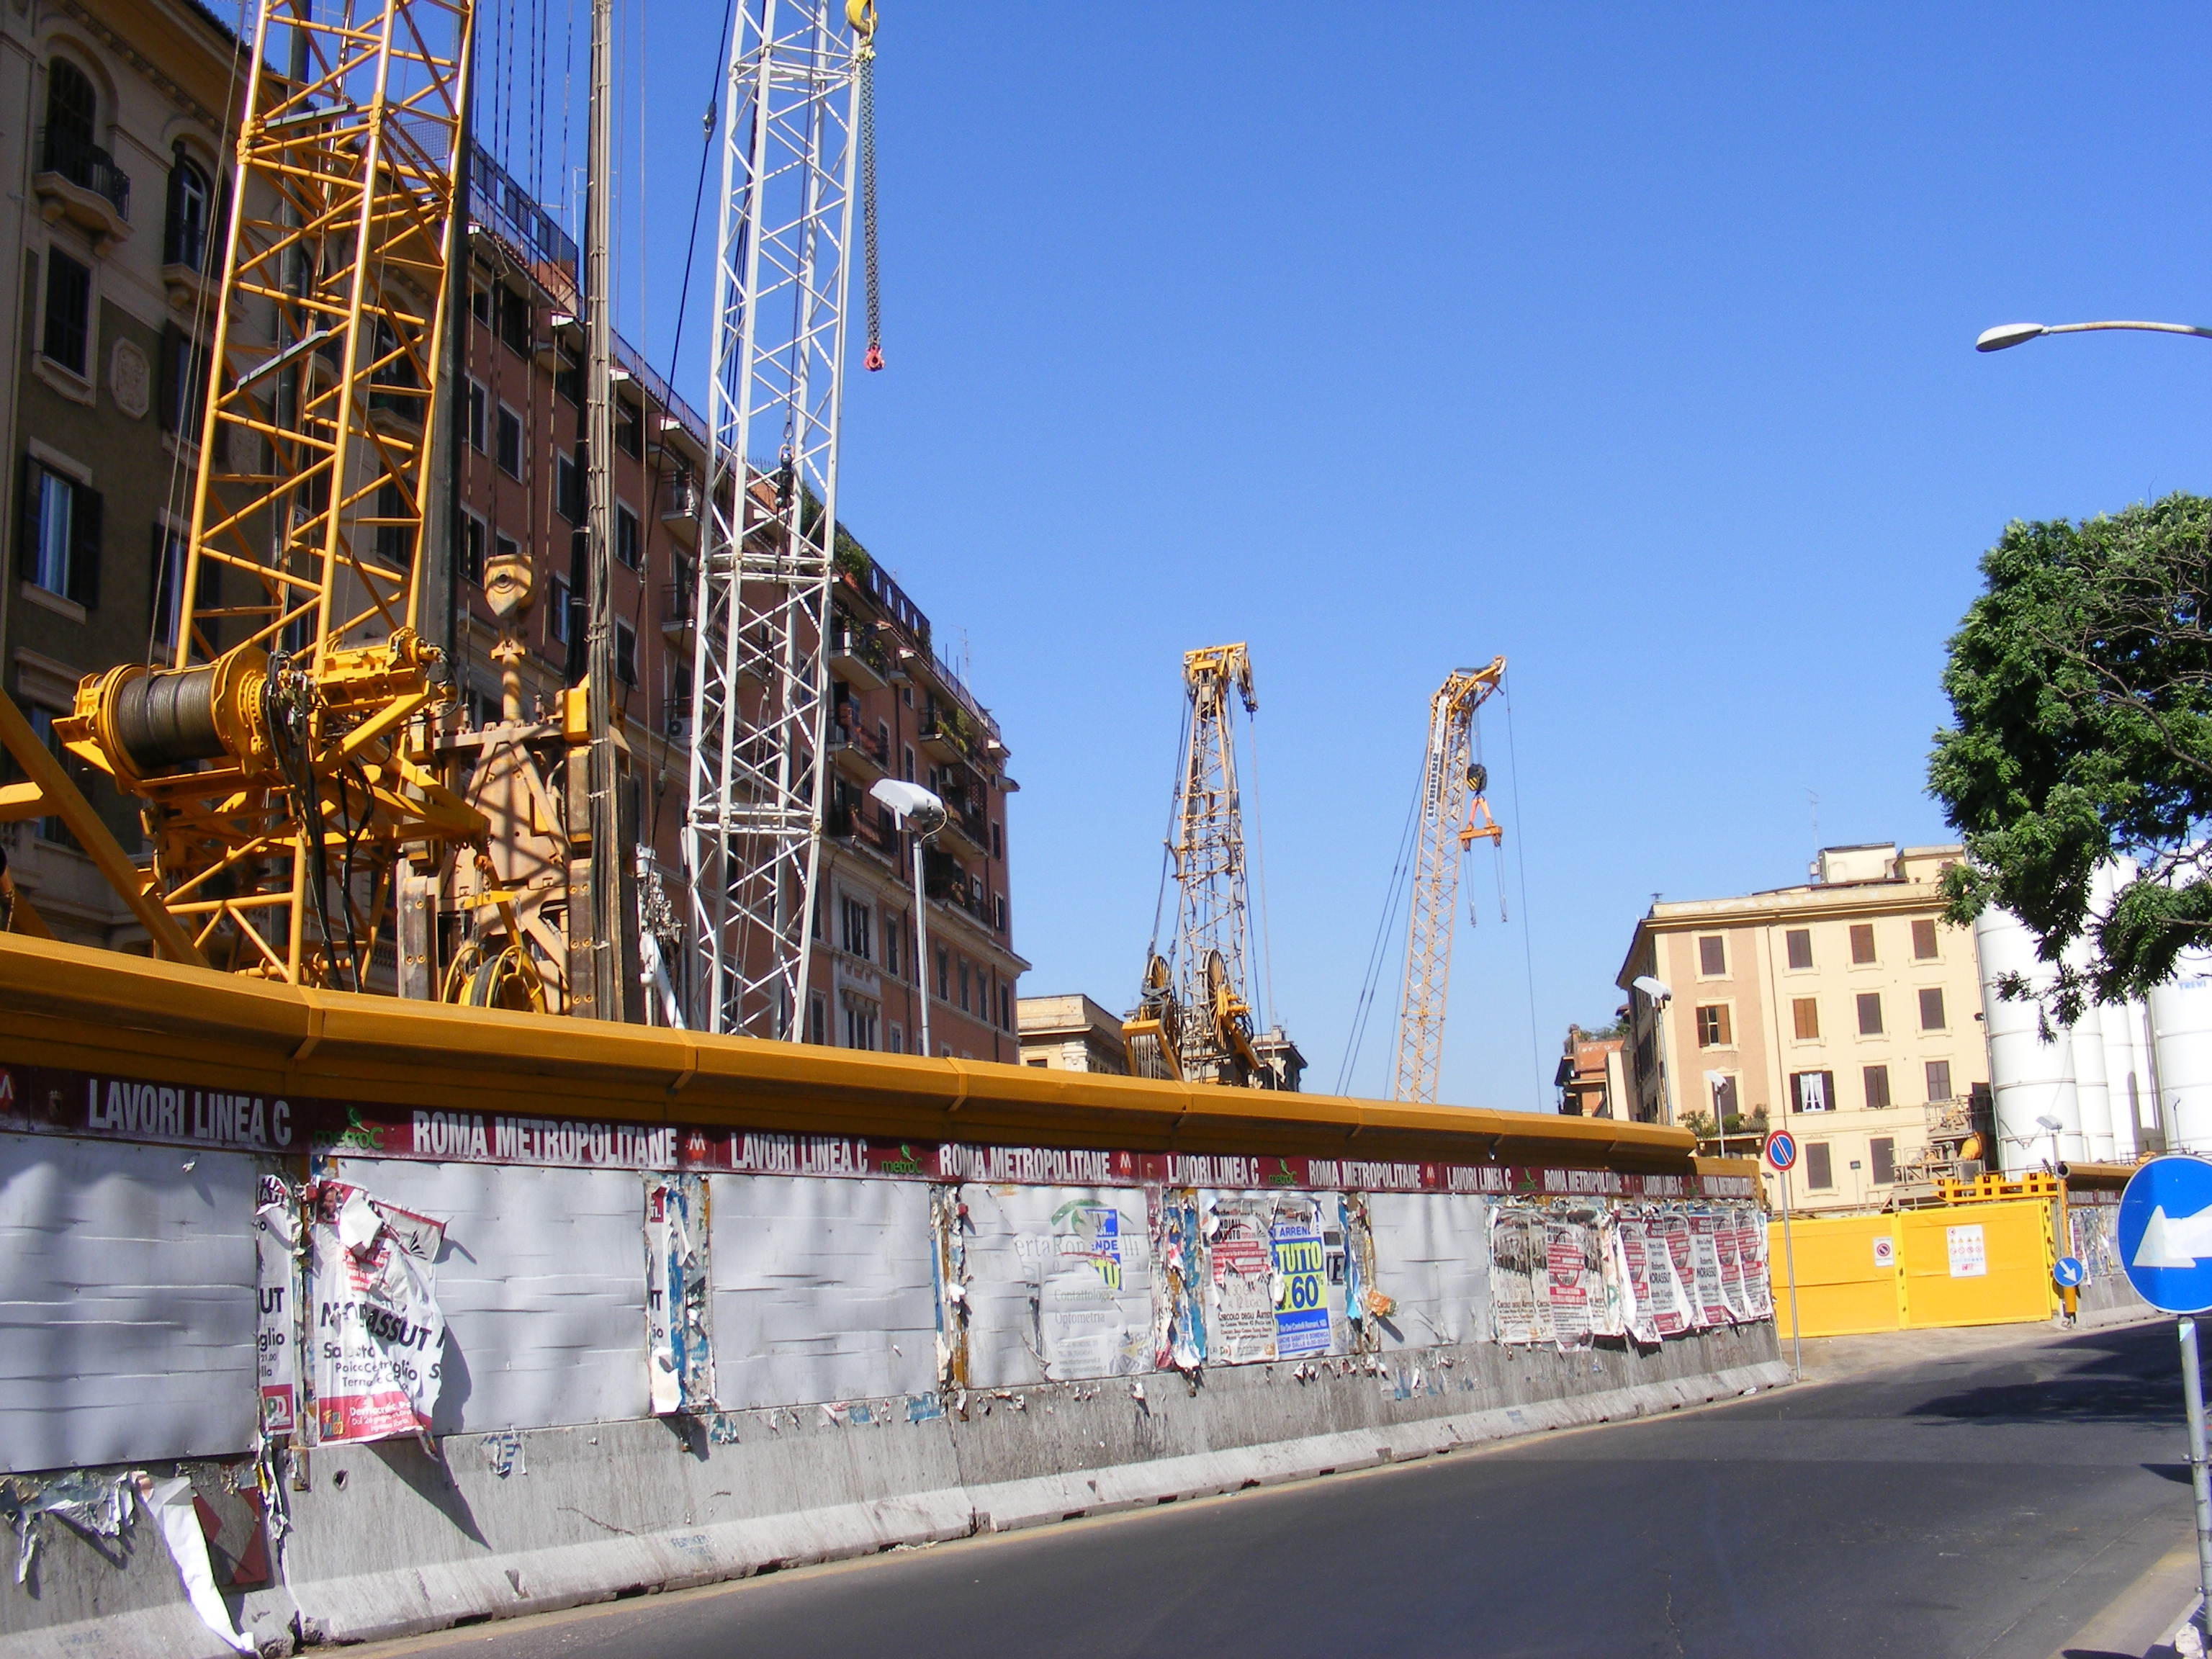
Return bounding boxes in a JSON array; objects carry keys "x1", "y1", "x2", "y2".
[
  {"x1": 2181, "y1": 1318, "x2": 2212, "y2": 1649},
  {"x1": 1764, "y1": 1131, "x2": 1804, "y2": 1381}
]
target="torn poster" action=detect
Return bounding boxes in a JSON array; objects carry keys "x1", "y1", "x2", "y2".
[
  {"x1": 1545, "y1": 1216, "x2": 1597, "y2": 1350},
  {"x1": 1735, "y1": 1204, "x2": 1774, "y2": 1319},
  {"x1": 1647, "y1": 1212, "x2": 1698, "y2": 1335},
  {"x1": 3, "y1": 1470, "x2": 131, "y2": 1584},
  {"x1": 307, "y1": 1179, "x2": 447, "y2": 1443},
  {"x1": 1687, "y1": 1209, "x2": 1730, "y2": 1327},
  {"x1": 932, "y1": 1185, "x2": 971, "y2": 1392},
  {"x1": 1613, "y1": 1215, "x2": 1661, "y2": 1346},
  {"x1": 1149, "y1": 1188, "x2": 1207, "y2": 1371},
  {"x1": 138, "y1": 1475, "x2": 253, "y2": 1653},
  {"x1": 1033, "y1": 1191, "x2": 1151, "y2": 1380},
  {"x1": 255, "y1": 1174, "x2": 300, "y2": 1439},
  {"x1": 1338, "y1": 1192, "x2": 1383, "y2": 1354},
  {"x1": 1207, "y1": 1203, "x2": 1278, "y2": 1364},
  {"x1": 1202, "y1": 1192, "x2": 1344, "y2": 1364},
  {"x1": 1488, "y1": 1207, "x2": 1555, "y2": 1346},
  {"x1": 645, "y1": 1172, "x2": 716, "y2": 1413},
  {"x1": 1588, "y1": 1214, "x2": 1628, "y2": 1341}
]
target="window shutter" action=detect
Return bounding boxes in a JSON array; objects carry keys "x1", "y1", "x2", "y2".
[
  {"x1": 68, "y1": 482, "x2": 101, "y2": 608},
  {"x1": 17, "y1": 457, "x2": 38, "y2": 585}
]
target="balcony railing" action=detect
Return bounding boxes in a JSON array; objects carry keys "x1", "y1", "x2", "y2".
[
  {"x1": 828, "y1": 619, "x2": 891, "y2": 681},
  {"x1": 662, "y1": 580, "x2": 696, "y2": 627},
  {"x1": 40, "y1": 127, "x2": 130, "y2": 217},
  {"x1": 830, "y1": 720, "x2": 889, "y2": 768}
]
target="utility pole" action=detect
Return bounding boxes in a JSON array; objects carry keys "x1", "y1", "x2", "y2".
[{"x1": 582, "y1": 0, "x2": 631, "y2": 1019}]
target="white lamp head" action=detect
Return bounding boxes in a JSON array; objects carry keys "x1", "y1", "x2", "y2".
[
  {"x1": 869, "y1": 778, "x2": 946, "y2": 835},
  {"x1": 1632, "y1": 975, "x2": 1673, "y2": 1007},
  {"x1": 1976, "y1": 323, "x2": 2047, "y2": 353}
]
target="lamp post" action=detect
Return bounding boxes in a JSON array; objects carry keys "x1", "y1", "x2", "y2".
[
  {"x1": 1977, "y1": 320, "x2": 2212, "y2": 352},
  {"x1": 869, "y1": 778, "x2": 946, "y2": 1058}
]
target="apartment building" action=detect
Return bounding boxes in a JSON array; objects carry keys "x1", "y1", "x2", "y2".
[
  {"x1": 1616, "y1": 843, "x2": 1992, "y2": 1215},
  {"x1": 1555, "y1": 1024, "x2": 1628, "y2": 1118},
  {"x1": 1, "y1": 8, "x2": 1025, "y2": 1056},
  {"x1": 1017, "y1": 994, "x2": 1132, "y2": 1075},
  {"x1": 2, "y1": 0, "x2": 254, "y2": 940}
]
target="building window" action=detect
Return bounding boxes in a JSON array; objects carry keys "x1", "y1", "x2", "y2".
[
  {"x1": 150, "y1": 526, "x2": 216, "y2": 655},
  {"x1": 1869, "y1": 1137, "x2": 1897, "y2": 1184},
  {"x1": 613, "y1": 618, "x2": 637, "y2": 685},
  {"x1": 616, "y1": 503, "x2": 640, "y2": 570},
  {"x1": 616, "y1": 397, "x2": 644, "y2": 458},
  {"x1": 1912, "y1": 918, "x2": 1939, "y2": 961},
  {"x1": 841, "y1": 896, "x2": 872, "y2": 961},
  {"x1": 889, "y1": 1023, "x2": 904, "y2": 1055},
  {"x1": 493, "y1": 283, "x2": 529, "y2": 354},
  {"x1": 549, "y1": 572, "x2": 572, "y2": 646},
  {"x1": 902, "y1": 745, "x2": 915, "y2": 781},
  {"x1": 935, "y1": 945, "x2": 949, "y2": 1002},
  {"x1": 26, "y1": 706, "x2": 77, "y2": 845},
  {"x1": 1803, "y1": 1141, "x2": 1833, "y2": 1190},
  {"x1": 1850, "y1": 923, "x2": 1877, "y2": 965},
  {"x1": 958, "y1": 959, "x2": 972, "y2": 1014},
  {"x1": 992, "y1": 821, "x2": 1003, "y2": 860},
  {"x1": 161, "y1": 325, "x2": 213, "y2": 449},
  {"x1": 554, "y1": 352, "x2": 583, "y2": 405},
  {"x1": 374, "y1": 480, "x2": 411, "y2": 565},
  {"x1": 1785, "y1": 928, "x2": 1814, "y2": 971},
  {"x1": 1695, "y1": 1004, "x2": 1732, "y2": 1048},
  {"x1": 1697, "y1": 935, "x2": 1726, "y2": 977},
  {"x1": 1925, "y1": 1059, "x2": 1953, "y2": 1102},
  {"x1": 806, "y1": 991, "x2": 827, "y2": 1046},
  {"x1": 1863, "y1": 1064, "x2": 1892, "y2": 1110},
  {"x1": 881, "y1": 912, "x2": 901, "y2": 978},
  {"x1": 1000, "y1": 985, "x2": 1012, "y2": 1030},
  {"x1": 495, "y1": 404, "x2": 522, "y2": 477},
  {"x1": 1918, "y1": 987, "x2": 1946, "y2": 1030},
  {"x1": 1791, "y1": 1070, "x2": 1835, "y2": 1112},
  {"x1": 843, "y1": 998, "x2": 878, "y2": 1051},
  {"x1": 46, "y1": 58, "x2": 96, "y2": 145},
  {"x1": 1856, "y1": 992, "x2": 1883, "y2": 1036},
  {"x1": 164, "y1": 152, "x2": 212, "y2": 272},
  {"x1": 467, "y1": 380, "x2": 487, "y2": 452},
  {"x1": 555, "y1": 447, "x2": 584, "y2": 523},
  {"x1": 1707, "y1": 1073, "x2": 1738, "y2": 1122},
  {"x1": 19, "y1": 459, "x2": 100, "y2": 606},
  {"x1": 42, "y1": 248, "x2": 91, "y2": 376},
  {"x1": 995, "y1": 894, "x2": 1007, "y2": 933},
  {"x1": 1791, "y1": 997, "x2": 1820, "y2": 1041},
  {"x1": 460, "y1": 514, "x2": 485, "y2": 586}
]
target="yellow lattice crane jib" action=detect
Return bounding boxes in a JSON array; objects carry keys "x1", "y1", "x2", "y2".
[
  {"x1": 1392, "y1": 656, "x2": 1507, "y2": 1103},
  {"x1": 55, "y1": 0, "x2": 491, "y2": 991}
]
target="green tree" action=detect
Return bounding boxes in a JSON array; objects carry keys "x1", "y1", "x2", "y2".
[{"x1": 1929, "y1": 491, "x2": 2212, "y2": 1025}]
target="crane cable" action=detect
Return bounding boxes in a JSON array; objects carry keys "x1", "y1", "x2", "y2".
[{"x1": 849, "y1": 0, "x2": 884, "y2": 370}]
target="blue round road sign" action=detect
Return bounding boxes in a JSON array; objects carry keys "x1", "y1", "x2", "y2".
[
  {"x1": 2116, "y1": 1156, "x2": 2212, "y2": 1313},
  {"x1": 2054, "y1": 1256, "x2": 2086, "y2": 1289},
  {"x1": 1765, "y1": 1130, "x2": 1798, "y2": 1172}
]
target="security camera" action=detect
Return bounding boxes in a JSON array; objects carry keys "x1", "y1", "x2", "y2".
[{"x1": 868, "y1": 778, "x2": 946, "y2": 835}]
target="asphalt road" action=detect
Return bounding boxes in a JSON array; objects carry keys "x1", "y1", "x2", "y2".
[{"x1": 373, "y1": 1319, "x2": 2198, "y2": 1659}]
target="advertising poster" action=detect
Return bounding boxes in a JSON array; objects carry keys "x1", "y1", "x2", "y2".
[
  {"x1": 1713, "y1": 1206, "x2": 1751, "y2": 1323},
  {"x1": 1545, "y1": 1218, "x2": 1595, "y2": 1349},
  {"x1": 1035, "y1": 1193, "x2": 1151, "y2": 1380},
  {"x1": 1270, "y1": 1209, "x2": 1331, "y2": 1359},
  {"x1": 254, "y1": 1176, "x2": 299, "y2": 1439},
  {"x1": 307, "y1": 1181, "x2": 447, "y2": 1444},
  {"x1": 1488, "y1": 1207, "x2": 1554, "y2": 1346},
  {"x1": 1614, "y1": 1217, "x2": 1662, "y2": 1345},
  {"x1": 1150, "y1": 1189, "x2": 1207, "y2": 1371},
  {"x1": 1687, "y1": 1210, "x2": 1730, "y2": 1327},
  {"x1": 1209, "y1": 1224, "x2": 1277, "y2": 1364}
]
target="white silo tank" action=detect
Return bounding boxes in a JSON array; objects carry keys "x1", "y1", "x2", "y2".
[
  {"x1": 2102, "y1": 997, "x2": 2153, "y2": 1158},
  {"x1": 2151, "y1": 948, "x2": 2212, "y2": 1154},
  {"x1": 1976, "y1": 905, "x2": 2083, "y2": 1171},
  {"x1": 2064, "y1": 901, "x2": 2115, "y2": 1160}
]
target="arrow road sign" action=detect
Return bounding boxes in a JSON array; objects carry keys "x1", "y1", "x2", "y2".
[
  {"x1": 2054, "y1": 1256, "x2": 2086, "y2": 1289},
  {"x1": 2118, "y1": 1156, "x2": 2212, "y2": 1313},
  {"x1": 1764, "y1": 1130, "x2": 1797, "y2": 1172}
]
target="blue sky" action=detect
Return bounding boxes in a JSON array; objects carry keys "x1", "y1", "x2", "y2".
[{"x1": 487, "y1": 4, "x2": 2212, "y2": 1109}]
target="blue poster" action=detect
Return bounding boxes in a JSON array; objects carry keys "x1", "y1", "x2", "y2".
[{"x1": 1272, "y1": 1220, "x2": 1330, "y2": 1356}]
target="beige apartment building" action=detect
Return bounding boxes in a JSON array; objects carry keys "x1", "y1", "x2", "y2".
[{"x1": 1616, "y1": 843, "x2": 1992, "y2": 1215}]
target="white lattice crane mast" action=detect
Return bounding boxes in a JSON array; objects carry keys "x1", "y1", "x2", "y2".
[
  {"x1": 685, "y1": 0, "x2": 875, "y2": 1038},
  {"x1": 1125, "y1": 644, "x2": 1273, "y2": 1087},
  {"x1": 1391, "y1": 657, "x2": 1506, "y2": 1102}
]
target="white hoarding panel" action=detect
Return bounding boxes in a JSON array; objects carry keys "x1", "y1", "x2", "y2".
[
  {"x1": 323, "y1": 1159, "x2": 649, "y2": 1433},
  {"x1": 0, "y1": 1135, "x2": 256, "y2": 1470},
  {"x1": 961, "y1": 1185, "x2": 1155, "y2": 1388},
  {"x1": 710, "y1": 1175, "x2": 935, "y2": 1408},
  {"x1": 1366, "y1": 1192, "x2": 1492, "y2": 1349}
]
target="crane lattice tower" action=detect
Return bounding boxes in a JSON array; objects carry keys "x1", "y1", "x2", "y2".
[
  {"x1": 684, "y1": 0, "x2": 873, "y2": 1037},
  {"x1": 1392, "y1": 657, "x2": 1506, "y2": 1102}
]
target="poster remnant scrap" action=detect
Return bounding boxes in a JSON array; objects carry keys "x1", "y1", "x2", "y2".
[
  {"x1": 1488, "y1": 1207, "x2": 1555, "y2": 1346},
  {"x1": 1032, "y1": 1193, "x2": 1149, "y2": 1380},
  {"x1": 138, "y1": 1475, "x2": 254, "y2": 1653},
  {"x1": 1545, "y1": 1216, "x2": 1598, "y2": 1350},
  {"x1": 646, "y1": 1173, "x2": 716, "y2": 1414},
  {"x1": 255, "y1": 1174, "x2": 300, "y2": 1439},
  {"x1": 1149, "y1": 1189, "x2": 1207, "y2": 1372},
  {"x1": 307, "y1": 1179, "x2": 447, "y2": 1444}
]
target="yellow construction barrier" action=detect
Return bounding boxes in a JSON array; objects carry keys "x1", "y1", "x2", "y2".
[{"x1": 1770, "y1": 1197, "x2": 2056, "y2": 1339}]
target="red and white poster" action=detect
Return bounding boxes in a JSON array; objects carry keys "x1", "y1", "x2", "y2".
[
  {"x1": 307, "y1": 1181, "x2": 448, "y2": 1444},
  {"x1": 1688, "y1": 1210, "x2": 1731, "y2": 1327},
  {"x1": 254, "y1": 1176, "x2": 299, "y2": 1438},
  {"x1": 1545, "y1": 1219, "x2": 1595, "y2": 1350},
  {"x1": 1649, "y1": 1213, "x2": 1698, "y2": 1336}
]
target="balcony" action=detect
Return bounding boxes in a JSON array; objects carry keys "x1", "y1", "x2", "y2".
[
  {"x1": 824, "y1": 798, "x2": 896, "y2": 863},
  {"x1": 922, "y1": 848, "x2": 988, "y2": 923},
  {"x1": 35, "y1": 127, "x2": 131, "y2": 252},
  {"x1": 828, "y1": 719, "x2": 889, "y2": 784},
  {"x1": 827, "y1": 619, "x2": 890, "y2": 692},
  {"x1": 659, "y1": 471, "x2": 702, "y2": 545},
  {"x1": 941, "y1": 797, "x2": 990, "y2": 861},
  {"x1": 917, "y1": 705, "x2": 974, "y2": 765},
  {"x1": 661, "y1": 580, "x2": 695, "y2": 642}
]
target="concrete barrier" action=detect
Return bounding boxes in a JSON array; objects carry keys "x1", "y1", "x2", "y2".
[{"x1": 1, "y1": 1324, "x2": 1784, "y2": 1657}]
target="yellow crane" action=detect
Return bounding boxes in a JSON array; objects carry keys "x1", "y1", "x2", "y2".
[
  {"x1": 1392, "y1": 658, "x2": 1506, "y2": 1102},
  {"x1": 43, "y1": 0, "x2": 493, "y2": 990}
]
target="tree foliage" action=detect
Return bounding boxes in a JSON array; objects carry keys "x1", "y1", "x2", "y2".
[{"x1": 1930, "y1": 492, "x2": 2212, "y2": 1024}]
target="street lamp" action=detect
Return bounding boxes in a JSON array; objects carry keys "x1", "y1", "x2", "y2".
[
  {"x1": 2035, "y1": 1112, "x2": 2064, "y2": 1174},
  {"x1": 1977, "y1": 320, "x2": 2212, "y2": 352},
  {"x1": 869, "y1": 778, "x2": 946, "y2": 1058}
]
